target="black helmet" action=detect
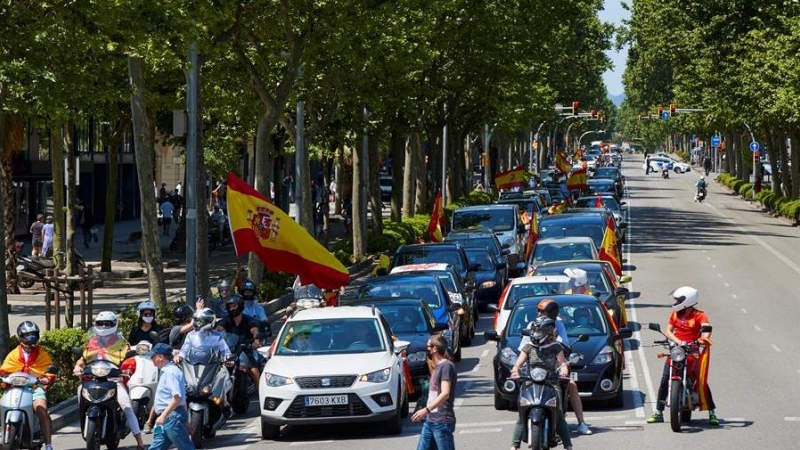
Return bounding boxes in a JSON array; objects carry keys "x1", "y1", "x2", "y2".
[
  {"x1": 226, "y1": 294, "x2": 244, "y2": 317},
  {"x1": 174, "y1": 305, "x2": 194, "y2": 323},
  {"x1": 17, "y1": 321, "x2": 40, "y2": 347},
  {"x1": 537, "y1": 299, "x2": 560, "y2": 320},
  {"x1": 241, "y1": 279, "x2": 257, "y2": 300},
  {"x1": 531, "y1": 316, "x2": 556, "y2": 345}
]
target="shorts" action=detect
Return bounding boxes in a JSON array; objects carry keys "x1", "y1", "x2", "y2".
[
  {"x1": 32, "y1": 387, "x2": 46, "y2": 402},
  {"x1": 162, "y1": 218, "x2": 172, "y2": 226}
]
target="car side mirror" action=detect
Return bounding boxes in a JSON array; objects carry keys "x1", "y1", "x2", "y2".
[
  {"x1": 394, "y1": 340, "x2": 410, "y2": 354},
  {"x1": 487, "y1": 304, "x2": 500, "y2": 313},
  {"x1": 520, "y1": 328, "x2": 531, "y2": 337},
  {"x1": 433, "y1": 323, "x2": 449, "y2": 332},
  {"x1": 648, "y1": 323, "x2": 662, "y2": 332},
  {"x1": 483, "y1": 330, "x2": 499, "y2": 342},
  {"x1": 501, "y1": 248, "x2": 511, "y2": 256},
  {"x1": 496, "y1": 262, "x2": 507, "y2": 270},
  {"x1": 615, "y1": 287, "x2": 629, "y2": 297},
  {"x1": 615, "y1": 327, "x2": 633, "y2": 340},
  {"x1": 619, "y1": 275, "x2": 632, "y2": 284}
]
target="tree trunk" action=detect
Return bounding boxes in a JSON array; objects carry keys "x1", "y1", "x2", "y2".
[
  {"x1": 403, "y1": 134, "x2": 417, "y2": 218},
  {"x1": 1, "y1": 113, "x2": 21, "y2": 296},
  {"x1": 128, "y1": 57, "x2": 167, "y2": 308},
  {"x1": 763, "y1": 127, "x2": 781, "y2": 193},
  {"x1": 413, "y1": 133, "x2": 427, "y2": 216},
  {"x1": 334, "y1": 144, "x2": 343, "y2": 215},
  {"x1": 298, "y1": 140, "x2": 313, "y2": 234},
  {"x1": 62, "y1": 122, "x2": 79, "y2": 327},
  {"x1": 791, "y1": 129, "x2": 800, "y2": 199},
  {"x1": 352, "y1": 128, "x2": 368, "y2": 258},
  {"x1": 50, "y1": 125, "x2": 65, "y2": 267},
  {"x1": 780, "y1": 131, "x2": 792, "y2": 198},
  {"x1": 389, "y1": 129, "x2": 404, "y2": 222},
  {"x1": 368, "y1": 133, "x2": 382, "y2": 235},
  {"x1": 101, "y1": 119, "x2": 126, "y2": 273},
  {"x1": 453, "y1": 128, "x2": 466, "y2": 200},
  {"x1": 247, "y1": 112, "x2": 277, "y2": 285},
  {"x1": 195, "y1": 105, "x2": 209, "y2": 298}
]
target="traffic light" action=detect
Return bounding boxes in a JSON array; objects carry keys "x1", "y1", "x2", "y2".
[
  {"x1": 669, "y1": 103, "x2": 676, "y2": 117},
  {"x1": 598, "y1": 112, "x2": 604, "y2": 123},
  {"x1": 658, "y1": 106, "x2": 664, "y2": 118},
  {"x1": 572, "y1": 101, "x2": 580, "y2": 116},
  {"x1": 648, "y1": 112, "x2": 653, "y2": 120},
  {"x1": 590, "y1": 109, "x2": 597, "y2": 119}
]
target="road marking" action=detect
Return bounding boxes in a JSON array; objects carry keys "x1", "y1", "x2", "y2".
[
  {"x1": 625, "y1": 420, "x2": 645, "y2": 426},
  {"x1": 459, "y1": 428, "x2": 502, "y2": 434},
  {"x1": 454, "y1": 398, "x2": 464, "y2": 409},
  {"x1": 711, "y1": 264, "x2": 717, "y2": 269},
  {"x1": 581, "y1": 414, "x2": 632, "y2": 421},
  {"x1": 624, "y1": 344, "x2": 645, "y2": 418},
  {"x1": 771, "y1": 344, "x2": 782, "y2": 352},
  {"x1": 290, "y1": 441, "x2": 334, "y2": 446},
  {"x1": 716, "y1": 273, "x2": 723, "y2": 278},
  {"x1": 481, "y1": 349, "x2": 490, "y2": 358},
  {"x1": 456, "y1": 420, "x2": 516, "y2": 427},
  {"x1": 471, "y1": 364, "x2": 482, "y2": 373},
  {"x1": 753, "y1": 325, "x2": 762, "y2": 331},
  {"x1": 741, "y1": 308, "x2": 747, "y2": 314},
  {"x1": 732, "y1": 294, "x2": 739, "y2": 300},
  {"x1": 724, "y1": 282, "x2": 729, "y2": 287},
  {"x1": 785, "y1": 417, "x2": 800, "y2": 422},
  {"x1": 706, "y1": 256, "x2": 711, "y2": 260}
]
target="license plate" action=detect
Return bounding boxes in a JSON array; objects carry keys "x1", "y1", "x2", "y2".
[
  {"x1": 571, "y1": 372, "x2": 579, "y2": 381},
  {"x1": 304, "y1": 395, "x2": 348, "y2": 407}
]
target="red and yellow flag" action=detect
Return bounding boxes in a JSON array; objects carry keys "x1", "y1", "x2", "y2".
[
  {"x1": 226, "y1": 173, "x2": 349, "y2": 289},
  {"x1": 494, "y1": 165, "x2": 525, "y2": 190},
  {"x1": 696, "y1": 345, "x2": 712, "y2": 411},
  {"x1": 567, "y1": 168, "x2": 588, "y2": 191},
  {"x1": 594, "y1": 195, "x2": 604, "y2": 208},
  {"x1": 428, "y1": 189, "x2": 445, "y2": 242},
  {"x1": 555, "y1": 152, "x2": 572, "y2": 175},
  {"x1": 598, "y1": 216, "x2": 622, "y2": 276},
  {"x1": 523, "y1": 210, "x2": 539, "y2": 262}
]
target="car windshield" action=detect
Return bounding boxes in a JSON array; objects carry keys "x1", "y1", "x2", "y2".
[
  {"x1": 498, "y1": 200, "x2": 536, "y2": 218},
  {"x1": 539, "y1": 224, "x2": 604, "y2": 249},
  {"x1": 435, "y1": 273, "x2": 457, "y2": 292},
  {"x1": 507, "y1": 302, "x2": 541, "y2": 336},
  {"x1": 594, "y1": 169, "x2": 620, "y2": 179},
  {"x1": 377, "y1": 304, "x2": 430, "y2": 334},
  {"x1": 504, "y1": 283, "x2": 568, "y2": 309},
  {"x1": 561, "y1": 304, "x2": 609, "y2": 336},
  {"x1": 464, "y1": 249, "x2": 493, "y2": 270},
  {"x1": 359, "y1": 280, "x2": 444, "y2": 309},
  {"x1": 276, "y1": 318, "x2": 386, "y2": 356},
  {"x1": 452, "y1": 209, "x2": 514, "y2": 232},
  {"x1": 532, "y1": 242, "x2": 595, "y2": 262},
  {"x1": 534, "y1": 266, "x2": 611, "y2": 294},
  {"x1": 394, "y1": 250, "x2": 465, "y2": 272},
  {"x1": 447, "y1": 236, "x2": 500, "y2": 255},
  {"x1": 575, "y1": 197, "x2": 619, "y2": 211}
]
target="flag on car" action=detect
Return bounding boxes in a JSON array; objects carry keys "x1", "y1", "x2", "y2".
[
  {"x1": 523, "y1": 209, "x2": 539, "y2": 263},
  {"x1": 594, "y1": 195, "x2": 603, "y2": 208},
  {"x1": 566, "y1": 168, "x2": 588, "y2": 191},
  {"x1": 555, "y1": 151, "x2": 572, "y2": 175},
  {"x1": 225, "y1": 173, "x2": 349, "y2": 289},
  {"x1": 494, "y1": 165, "x2": 525, "y2": 190},
  {"x1": 598, "y1": 216, "x2": 622, "y2": 276},
  {"x1": 428, "y1": 189, "x2": 445, "y2": 242}
]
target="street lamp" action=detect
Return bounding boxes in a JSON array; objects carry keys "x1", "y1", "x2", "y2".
[{"x1": 578, "y1": 130, "x2": 603, "y2": 146}]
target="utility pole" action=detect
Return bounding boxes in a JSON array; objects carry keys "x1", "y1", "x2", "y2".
[{"x1": 185, "y1": 42, "x2": 198, "y2": 305}]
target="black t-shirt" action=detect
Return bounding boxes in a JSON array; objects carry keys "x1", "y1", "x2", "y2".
[
  {"x1": 128, "y1": 324, "x2": 164, "y2": 346},
  {"x1": 218, "y1": 314, "x2": 259, "y2": 344}
]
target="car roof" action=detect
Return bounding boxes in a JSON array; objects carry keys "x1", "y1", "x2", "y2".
[
  {"x1": 541, "y1": 213, "x2": 605, "y2": 224},
  {"x1": 535, "y1": 236, "x2": 595, "y2": 245},
  {"x1": 454, "y1": 204, "x2": 516, "y2": 212},
  {"x1": 369, "y1": 273, "x2": 442, "y2": 283},
  {"x1": 509, "y1": 275, "x2": 572, "y2": 286},
  {"x1": 535, "y1": 260, "x2": 613, "y2": 272},
  {"x1": 343, "y1": 297, "x2": 426, "y2": 307},
  {"x1": 396, "y1": 242, "x2": 462, "y2": 252},
  {"x1": 587, "y1": 178, "x2": 614, "y2": 184},
  {"x1": 391, "y1": 263, "x2": 452, "y2": 274},
  {"x1": 290, "y1": 305, "x2": 379, "y2": 321},
  {"x1": 445, "y1": 228, "x2": 497, "y2": 238}
]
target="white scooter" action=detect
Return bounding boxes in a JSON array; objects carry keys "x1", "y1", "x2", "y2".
[
  {"x1": 127, "y1": 340, "x2": 160, "y2": 429},
  {"x1": 0, "y1": 366, "x2": 58, "y2": 450}
]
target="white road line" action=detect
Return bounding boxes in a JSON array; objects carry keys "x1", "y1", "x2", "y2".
[
  {"x1": 625, "y1": 420, "x2": 645, "y2": 426},
  {"x1": 454, "y1": 398, "x2": 464, "y2": 409},
  {"x1": 290, "y1": 441, "x2": 334, "y2": 447},
  {"x1": 753, "y1": 325, "x2": 762, "y2": 331},
  {"x1": 459, "y1": 428, "x2": 502, "y2": 434},
  {"x1": 581, "y1": 414, "x2": 632, "y2": 421},
  {"x1": 471, "y1": 364, "x2": 482, "y2": 373},
  {"x1": 623, "y1": 345, "x2": 645, "y2": 418},
  {"x1": 480, "y1": 349, "x2": 490, "y2": 358},
  {"x1": 771, "y1": 344, "x2": 782, "y2": 352},
  {"x1": 724, "y1": 282, "x2": 729, "y2": 287},
  {"x1": 785, "y1": 417, "x2": 800, "y2": 422},
  {"x1": 732, "y1": 294, "x2": 739, "y2": 299},
  {"x1": 706, "y1": 256, "x2": 710, "y2": 259},
  {"x1": 716, "y1": 273, "x2": 723, "y2": 278},
  {"x1": 711, "y1": 264, "x2": 717, "y2": 269},
  {"x1": 741, "y1": 308, "x2": 747, "y2": 314}
]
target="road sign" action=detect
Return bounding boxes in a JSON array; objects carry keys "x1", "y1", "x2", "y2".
[
  {"x1": 661, "y1": 111, "x2": 670, "y2": 121},
  {"x1": 711, "y1": 135, "x2": 721, "y2": 147},
  {"x1": 749, "y1": 141, "x2": 760, "y2": 152}
]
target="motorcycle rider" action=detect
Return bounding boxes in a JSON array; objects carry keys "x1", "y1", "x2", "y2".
[
  {"x1": 240, "y1": 278, "x2": 269, "y2": 324},
  {"x1": 217, "y1": 295, "x2": 263, "y2": 388},
  {"x1": 695, "y1": 175, "x2": 708, "y2": 200},
  {"x1": 209, "y1": 279, "x2": 233, "y2": 319},
  {"x1": 128, "y1": 300, "x2": 164, "y2": 345},
  {"x1": 0, "y1": 322, "x2": 56, "y2": 450},
  {"x1": 177, "y1": 308, "x2": 234, "y2": 419},
  {"x1": 647, "y1": 286, "x2": 718, "y2": 425},
  {"x1": 563, "y1": 268, "x2": 592, "y2": 295},
  {"x1": 510, "y1": 316, "x2": 573, "y2": 450},
  {"x1": 166, "y1": 304, "x2": 196, "y2": 350},
  {"x1": 72, "y1": 311, "x2": 146, "y2": 450},
  {"x1": 703, "y1": 155, "x2": 712, "y2": 176}
]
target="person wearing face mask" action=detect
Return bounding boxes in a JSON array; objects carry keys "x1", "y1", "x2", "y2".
[
  {"x1": 240, "y1": 279, "x2": 268, "y2": 324},
  {"x1": 129, "y1": 300, "x2": 164, "y2": 346},
  {"x1": 217, "y1": 295, "x2": 263, "y2": 389},
  {"x1": 563, "y1": 267, "x2": 592, "y2": 295}
]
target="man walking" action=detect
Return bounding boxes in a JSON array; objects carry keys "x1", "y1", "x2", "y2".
[
  {"x1": 411, "y1": 334, "x2": 457, "y2": 450},
  {"x1": 147, "y1": 343, "x2": 195, "y2": 450}
]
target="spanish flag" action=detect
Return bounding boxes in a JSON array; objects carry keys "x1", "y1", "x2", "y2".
[
  {"x1": 523, "y1": 210, "x2": 539, "y2": 262},
  {"x1": 566, "y1": 168, "x2": 588, "y2": 191},
  {"x1": 696, "y1": 342, "x2": 713, "y2": 411},
  {"x1": 555, "y1": 151, "x2": 572, "y2": 175},
  {"x1": 226, "y1": 173, "x2": 349, "y2": 289},
  {"x1": 598, "y1": 215, "x2": 622, "y2": 276},
  {"x1": 428, "y1": 189, "x2": 445, "y2": 242},
  {"x1": 494, "y1": 165, "x2": 525, "y2": 190}
]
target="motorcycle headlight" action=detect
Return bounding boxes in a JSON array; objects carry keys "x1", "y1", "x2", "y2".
[
  {"x1": 481, "y1": 280, "x2": 497, "y2": 289},
  {"x1": 136, "y1": 344, "x2": 151, "y2": 355},
  {"x1": 670, "y1": 346, "x2": 686, "y2": 363},
  {"x1": 90, "y1": 366, "x2": 111, "y2": 378},
  {"x1": 360, "y1": 368, "x2": 391, "y2": 383},
  {"x1": 264, "y1": 373, "x2": 294, "y2": 387},
  {"x1": 82, "y1": 387, "x2": 116, "y2": 403},
  {"x1": 499, "y1": 347, "x2": 518, "y2": 368},
  {"x1": 9, "y1": 376, "x2": 29, "y2": 387},
  {"x1": 544, "y1": 396, "x2": 558, "y2": 407},
  {"x1": 591, "y1": 345, "x2": 613, "y2": 365},
  {"x1": 530, "y1": 367, "x2": 548, "y2": 383},
  {"x1": 200, "y1": 384, "x2": 213, "y2": 396},
  {"x1": 407, "y1": 351, "x2": 427, "y2": 363}
]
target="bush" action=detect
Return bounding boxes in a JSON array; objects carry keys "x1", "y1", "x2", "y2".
[
  {"x1": 771, "y1": 195, "x2": 790, "y2": 212},
  {"x1": 779, "y1": 199, "x2": 800, "y2": 221},
  {"x1": 738, "y1": 182, "x2": 754, "y2": 199},
  {"x1": 676, "y1": 151, "x2": 690, "y2": 163},
  {"x1": 731, "y1": 179, "x2": 747, "y2": 194},
  {"x1": 367, "y1": 232, "x2": 403, "y2": 253},
  {"x1": 39, "y1": 327, "x2": 87, "y2": 405},
  {"x1": 717, "y1": 173, "x2": 735, "y2": 186},
  {"x1": 755, "y1": 188, "x2": 772, "y2": 204}
]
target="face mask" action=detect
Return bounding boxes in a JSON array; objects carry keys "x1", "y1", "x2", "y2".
[
  {"x1": 426, "y1": 350, "x2": 433, "y2": 359},
  {"x1": 142, "y1": 316, "x2": 154, "y2": 324},
  {"x1": 229, "y1": 308, "x2": 242, "y2": 317}
]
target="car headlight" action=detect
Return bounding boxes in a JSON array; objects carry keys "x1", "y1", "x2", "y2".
[
  {"x1": 264, "y1": 373, "x2": 294, "y2": 387},
  {"x1": 670, "y1": 346, "x2": 686, "y2": 363},
  {"x1": 499, "y1": 347, "x2": 518, "y2": 368},
  {"x1": 407, "y1": 351, "x2": 427, "y2": 363},
  {"x1": 481, "y1": 280, "x2": 497, "y2": 289},
  {"x1": 530, "y1": 367, "x2": 548, "y2": 383},
  {"x1": 502, "y1": 237, "x2": 514, "y2": 247},
  {"x1": 360, "y1": 368, "x2": 391, "y2": 383},
  {"x1": 591, "y1": 345, "x2": 613, "y2": 365}
]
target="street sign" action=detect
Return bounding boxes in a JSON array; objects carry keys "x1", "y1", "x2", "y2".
[
  {"x1": 711, "y1": 135, "x2": 721, "y2": 147},
  {"x1": 749, "y1": 141, "x2": 760, "y2": 152},
  {"x1": 661, "y1": 111, "x2": 670, "y2": 121}
]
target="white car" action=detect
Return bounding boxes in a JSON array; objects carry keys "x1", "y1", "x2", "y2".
[
  {"x1": 258, "y1": 306, "x2": 410, "y2": 440},
  {"x1": 643, "y1": 156, "x2": 691, "y2": 174},
  {"x1": 491, "y1": 275, "x2": 572, "y2": 333}
]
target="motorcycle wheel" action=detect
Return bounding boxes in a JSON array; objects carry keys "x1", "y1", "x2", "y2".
[
  {"x1": 232, "y1": 376, "x2": 250, "y2": 414},
  {"x1": 85, "y1": 419, "x2": 101, "y2": 450},
  {"x1": 190, "y1": 409, "x2": 204, "y2": 448},
  {"x1": 528, "y1": 420, "x2": 543, "y2": 450},
  {"x1": 18, "y1": 275, "x2": 35, "y2": 289},
  {"x1": 6, "y1": 422, "x2": 20, "y2": 450},
  {"x1": 669, "y1": 379, "x2": 683, "y2": 432}
]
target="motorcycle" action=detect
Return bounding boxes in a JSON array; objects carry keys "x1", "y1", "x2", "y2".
[
  {"x1": 76, "y1": 357, "x2": 134, "y2": 450},
  {"x1": 0, "y1": 366, "x2": 58, "y2": 450},
  {"x1": 126, "y1": 340, "x2": 160, "y2": 429},
  {"x1": 695, "y1": 187, "x2": 706, "y2": 203},
  {"x1": 16, "y1": 247, "x2": 86, "y2": 290},
  {"x1": 512, "y1": 333, "x2": 587, "y2": 450},
  {"x1": 661, "y1": 165, "x2": 670, "y2": 179},
  {"x1": 224, "y1": 333, "x2": 269, "y2": 415},
  {"x1": 648, "y1": 323, "x2": 709, "y2": 432},
  {"x1": 181, "y1": 347, "x2": 234, "y2": 447}
]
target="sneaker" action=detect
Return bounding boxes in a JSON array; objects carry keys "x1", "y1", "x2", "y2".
[
  {"x1": 709, "y1": 412, "x2": 719, "y2": 426},
  {"x1": 45, "y1": 445, "x2": 53, "y2": 450},
  {"x1": 143, "y1": 422, "x2": 153, "y2": 434},
  {"x1": 576, "y1": 422, "x2": 592, "y2": 435},
  {"x1": 647, "y1": 412, "x2": 664, "y2": 423}
]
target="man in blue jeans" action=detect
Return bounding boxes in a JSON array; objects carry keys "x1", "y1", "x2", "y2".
[
  {"x1": 412, "y1": 334, "x2": 458, "y2": 450},
  {"x1": 147, "y1": 343, "x2": 195, "y2": 450}
]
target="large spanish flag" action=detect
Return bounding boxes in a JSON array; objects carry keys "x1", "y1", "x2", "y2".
[
  {"x1": 523, "y1": 210, "x2": 539, "y2": 263},
  {"x1": 226, "y1": 173, "x2": 349, "y2": 289},
  {"x1": 566, "y1": 168, "x2": 588, "y2": 191},
  {"x1": 598, "y1": 215, "x2": 622, "y2": 276},
  {"x1": 494, "y1": 165, "x2": 525, "y2": 190},
  {"x1": 428, "y1": 189, "x2": 445, "y2": 242},
  {"x1": 696, "y1": 343, "x2": 713, "y2": 411},
  {"x1": 555, "y1": 151, "x2": 572, "y2": 175}
]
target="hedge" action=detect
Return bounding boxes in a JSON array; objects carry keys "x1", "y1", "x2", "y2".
[
  {"x1": 738, "y1": 182, "x2": 754, "y2": 199},
  {"x1": 779, "y1": 200, "x2": 800, "y2": 221},
  {"x1": 731, "y1": 179, "x2": 747, "y2": 194}
]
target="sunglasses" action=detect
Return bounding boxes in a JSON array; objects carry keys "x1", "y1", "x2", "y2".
[
  {"x1": 96, "y1": 321, "x2": 115, "y2": 328},
  {"x1": 142, "y1": 312, "x2": 154, "y2": 317}
]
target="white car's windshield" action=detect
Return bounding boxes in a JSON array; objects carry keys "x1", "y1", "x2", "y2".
[{"x1": 276, "y1": 318, "x2": 386, "y2": 356}]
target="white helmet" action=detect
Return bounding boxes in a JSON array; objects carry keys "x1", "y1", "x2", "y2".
[
  {"x1": 563, "y1": 268, "x2": 588, "y2": 288},
  {"x1": 94, "y1": 311, "x2": 119, "y2": 336},
  {"x1": 671, "y1": 286, "x2": 699, "y2": 312},
  {"x1": 700, "y1": 175, "x2": 705, "y2": 180},
  {"x1": 137, "y1": 300, "x2": 157, "y2": 318}
]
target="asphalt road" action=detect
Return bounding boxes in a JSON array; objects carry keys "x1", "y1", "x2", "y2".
[{"x1": 52, "y1": 157, "x2": 800, "y2": 449}]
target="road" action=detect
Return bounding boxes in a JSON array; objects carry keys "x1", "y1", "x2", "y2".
[{"x1": 52, "y1": 156, "x2": 800, "y2": 449}]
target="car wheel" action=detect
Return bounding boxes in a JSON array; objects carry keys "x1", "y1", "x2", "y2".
[
  {"x1": 674, "y1": 167, "x2": 681, "y2": 174},
  {"x1": 608, "y1": 378, "x2": 624, "y2": 408},
  {"x1": 453, "y1": 340, "x2": 462, "y2": 362},
  {"x1": 400, "y1": 388, "x2": 410, "y2": 418},
  {"x1": 261, "y1": 418, "x2": 281, "y2": 440},
  {"x1": 494, "y1": 388, "x2": 510, "y2": 410},
  {"x1": 384, "y1": 401, "x2": 403, "y2": 435},
  {"x1": 460, "y1": 319, "x2": 473, "y2": 347}
]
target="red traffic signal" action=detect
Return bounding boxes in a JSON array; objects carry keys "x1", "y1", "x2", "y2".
[
  {"x1": 669, "y1": 103, "x2": 676, "y2": 116},
  {"x1": 590, "y1": 109, "x2": 597, "y2": 118},
  {"x1": 657, "y1": 106, "x2": 664, "y2": 117},
  {"x1": 572, "y1": 101, "x2": 580, "y2": 116}
]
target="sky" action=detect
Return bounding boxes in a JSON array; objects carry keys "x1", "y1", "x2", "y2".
[{"x1": 599, "y1": 0, "x2": 630, "y2": 97}]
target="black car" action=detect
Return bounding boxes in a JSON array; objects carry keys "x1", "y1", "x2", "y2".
[
  {"x1": 342, "y1": 297, "x2": 447, "y2": 397},
  {"x1": 463, "y1": 247, "x2": 507, "y2": 310},
  {"x1": 593, "y1": 167, "x2": 625, "y2": 197},
  {"x1": 444, "y1": 228, "x2": 508, "y2": 284},
  {"x1": 484, "y1": 294, "x2": 631, "y2": 410},
  {"x1": 586, "y1": 179, "x2": 618, "y2": 199},
  {"x1": 391, "y1": 242, "x2": 478, "y2": 287}
]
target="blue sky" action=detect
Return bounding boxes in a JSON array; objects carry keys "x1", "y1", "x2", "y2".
[{"x1": 599, "y1": 0, "x2": 630, "y2": 96}]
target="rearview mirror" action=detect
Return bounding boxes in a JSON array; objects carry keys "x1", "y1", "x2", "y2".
[
  {"x1": 484, "y1": 330, "x2": 499, "y2": 342},
  {"x1": 648, "y1": 323, "x2": 662, "y2": 332},
  {"x1": 615, "y1": 327, "x2": 633, "y2": 340}
]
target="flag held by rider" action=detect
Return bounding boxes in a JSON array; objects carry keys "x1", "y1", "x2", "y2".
[{"x1": 226, "y1": 173, "x2": 349, "y2": 290}]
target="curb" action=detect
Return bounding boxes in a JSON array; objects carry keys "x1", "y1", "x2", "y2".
[{"x1": 51, "y1": 395, "x2": 79, "y2": 431}]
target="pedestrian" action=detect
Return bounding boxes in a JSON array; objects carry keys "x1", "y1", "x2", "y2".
[
  {"x1": 175, "y1": 182, "x2": 182, "y2": 197},
  {"x1": 159, "y1": 183, "x2": 168, "y2": 204},
  {"x1": 29, "y1": 214, "x2": 45, "y2": 257},
  {"x1": 80, "y1": 205, "x2": 95, "y2": 249},
  {"x1": 41, "y1": 216, "x2": 55, "y2": 258},
  {"x1": 411, "y1": 334, "x2": 457, "y2": 450},
  {"x1": 147, "y1": 343, "x2": 195, "y2": 450},
  {"x1": 160, "y1": 199, "x2": 174, "y2": 236},
  {"x1": 645, "y1": 155, "x2": 651, "y2": 174}
]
